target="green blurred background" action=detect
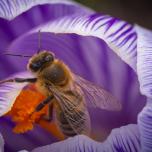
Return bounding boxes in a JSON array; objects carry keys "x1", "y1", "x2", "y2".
[{"x1": 75, "y1": 0, "x2": 152, "y2": 29}]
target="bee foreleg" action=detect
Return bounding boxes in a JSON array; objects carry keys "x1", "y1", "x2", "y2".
[
  {"x1": 0, "y1": 78, "x2": 37, "y2": 84},
  {"x1": 35, "y1": 95, "x2": 54, "y2": 112}
]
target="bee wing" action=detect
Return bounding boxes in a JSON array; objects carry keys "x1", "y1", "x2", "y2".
[
  {"x1": 73, "y1": 74, "x2": 122, "y2": 111},
  {"x1": 0, "y1": 71, "x2": 33, "y2": 116},
  {"x1": 50, "y1": 86, "x2": 91, "y2": 135}
]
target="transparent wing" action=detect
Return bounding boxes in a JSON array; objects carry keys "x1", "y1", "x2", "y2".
[
  {"x1": 49, "y1": 86, "x2": 91, "y2": 136},
  {"x1": 73, "y1": 74, "x2": 122, "y2": 111}
]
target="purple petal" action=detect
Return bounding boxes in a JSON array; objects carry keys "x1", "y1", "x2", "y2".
[
  {"x1": 31, "y1": 124, "x2": 140, "y2": 152},
  {"x1": 104, "y1": 124, "x2": 140, "y2": 152},
  {"x1": 31, "y1": 135, "x2": 101, "y2": 152}
]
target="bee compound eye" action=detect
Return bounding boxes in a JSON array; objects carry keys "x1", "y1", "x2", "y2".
[
  {"x1": 33, "y1": 63, "x2": 40, "y2": 67},
  {"x1": 30, "y1": 62, "x2": 41, "y2": 71}
]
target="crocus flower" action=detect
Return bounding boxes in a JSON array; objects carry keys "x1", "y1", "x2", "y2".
[{"x1": 0, "y1": 0, "x2": 151, "y2": 152}]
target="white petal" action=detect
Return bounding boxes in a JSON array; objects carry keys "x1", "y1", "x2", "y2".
[
  {"x1": 135, "y1": 25, "x2": 152, "y2": 97},
  {"x1": 0, "y1": 0, "x2": 93, "y2": 20}
]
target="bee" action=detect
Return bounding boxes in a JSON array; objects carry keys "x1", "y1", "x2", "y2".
[
  {"x1": 0, "y1": 50, "x2": 121, "y2": 137},
  {"x1": 0, "y1": 33, "x2": 121, "y2": 138}
]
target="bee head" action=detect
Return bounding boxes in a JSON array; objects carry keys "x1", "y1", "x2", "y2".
[{"x1": 28, "y1": 51, "x2": 54, "y2": 73}]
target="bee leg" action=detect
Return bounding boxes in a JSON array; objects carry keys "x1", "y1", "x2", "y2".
[
  {"x1": 35, "y1": 95, "x2": 54, "y2": 112},
  {"x1": 42, "y1": 103, "x2": 54, "y2": 122},
  {"x1": 0, "y1": 78, "x2": 37, "y2": 84}
]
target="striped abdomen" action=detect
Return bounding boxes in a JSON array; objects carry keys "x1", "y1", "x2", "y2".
[{"x1": 55, "y1": 100, "x2": 90, "y2": 137}]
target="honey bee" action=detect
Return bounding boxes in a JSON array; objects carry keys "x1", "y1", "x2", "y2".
[{"x1": 0, "y1": 32, "x2": 121, "y2": 137}]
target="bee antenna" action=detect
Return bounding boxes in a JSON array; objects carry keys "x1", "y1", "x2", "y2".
[
  {"x1": 37, "y1": 30, "x2": 42, "y2": 54},
  {"x1": 0, "y1": 52, "x2": 32, "y2": 58}
]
